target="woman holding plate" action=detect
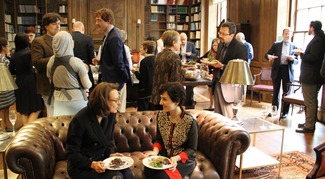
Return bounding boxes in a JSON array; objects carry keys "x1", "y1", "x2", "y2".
[
  {"x1": 144, "y1": 82, "x2": 199, "y2": 179},
  {"x1": 65, "y1": 82, "x2": 132, "y2": 179}
]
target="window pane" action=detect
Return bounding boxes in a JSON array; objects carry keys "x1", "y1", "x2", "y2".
[
  {"x1": 322, "y1": 0, "x2": 325, "y2": 5},
  {"x1": 309, "y1": 0, "x2": 322, "y2": 7},
  {"x1": 297, "y1": 0, "x2": 309, "y2": 10},
  {"x1": 222, "y1": 1, "x2": 226, "y2": 8},
  {"x1": 296, "y1": 10, "x2": 309, "y2": 31},
  {"x1": 293, "y1": 33, "x2": 305, "y2": 48},
  {"x1": 221, "y1": 7, "x2": 227, "y2": 22},
  {"x1": 322, "y1": 7, "x2": 325, "y2": 25},
  {"x1": 309, "y1": 7, "x2": 321, "y2": 22}
]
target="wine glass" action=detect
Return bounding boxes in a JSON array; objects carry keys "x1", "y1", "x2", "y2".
[
  {"x1": 260, "y1": 106, "x2": 268, "y2": 130},
  {"x1": 9, "y1": 110, "x2": 17, "y2": 136},
  {"x1": 269, "y1": 105, "x2": 277, "y2": 129}
]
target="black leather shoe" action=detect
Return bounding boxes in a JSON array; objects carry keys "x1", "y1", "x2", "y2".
[
  {"x1": 268, "y1": 113, "x2": 272, "y2": 117},
  {"x1": 295, "y1": 127, "x2": 315, "y2": 133},
  {"x1": 204, "y1": 108, "x2": 214, "y2": 111},
  {"x1": 298, "y1": 123, "x2": 305, "y2": 128},
  {"x1": 280, "y1": 113, "x2": 288, "y2": 118}
]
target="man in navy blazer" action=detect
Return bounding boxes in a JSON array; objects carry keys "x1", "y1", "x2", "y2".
[
  {"x1": 265, "y1": 27, "x2": 298, "y2": 118},
  {"x1": 179, "y1": 33, "x2": 197, "y2": 62},
  {"x1": 92, "y1": 8, "x2": 132, "y2": 112}
]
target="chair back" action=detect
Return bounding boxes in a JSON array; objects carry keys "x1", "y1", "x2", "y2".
[{"x1": 260, "y1": 67, "x2": 272, "y2": 82}]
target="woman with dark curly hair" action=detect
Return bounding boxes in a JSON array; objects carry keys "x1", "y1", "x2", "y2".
[{"x1": 144, "y1": 82, "x2": 198, "y2": 179}]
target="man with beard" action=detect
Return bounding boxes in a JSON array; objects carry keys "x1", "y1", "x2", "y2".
[
  {"x1": 265, "y1": 27, "x2": 298, "y2": 119},
  {"x1": 295, "y1": 21, "x2": 325, "y2": 133},
  {"x1": 202, "y1": 22, "x2": 248, "y2": 118}
]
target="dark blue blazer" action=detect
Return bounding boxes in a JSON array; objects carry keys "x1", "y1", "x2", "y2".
[
  {"x1": 179, "y1": 41, "x2": 197, "y2": 61},
  {"x1": 264, "y1": 41, "x2": 298, "y2": 82},
  {"x1": 100, "y1": 27, "x2": 132, "y2": 90}
]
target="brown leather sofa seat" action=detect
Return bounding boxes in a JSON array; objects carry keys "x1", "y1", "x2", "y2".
[{"x1": 6, "y1": 110, "x2": 250, "y2": 179}]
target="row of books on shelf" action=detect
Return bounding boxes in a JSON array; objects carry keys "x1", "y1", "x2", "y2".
[
  {"x1": 151, "y1": 0, "x2": 167, "y2": 4},
  {"x1": 191, "y1": 13, "x2": 201, "y2": 21},
  {"x1": 176, "y1": 0, "x2": 189, "y2": 5},
  {"x1": 17, "y1": 16, "x2": 37, "y2": 25},
  {"x1": 177, "y1": 6, "x2": 189, "y2": 13},
  {"x1": 167, "y1": 23, "x2": 176, "y2": 29},
  {"x1": 168, "y1": 15, "x2": 189, "y2": 23},
  {"x1": 5, "y1": 14, "x2": 12, "y2": 23},
  {"x1": 176, "y1": 24, "x2": 188, "y2": 31},
  {"x1": 151, "y1": 6, "x2": 165, "y2": 13},
  {"x1": 191, "y1": 6, "x2": 200, "y2": 13},
  {"x1": 61, "y1": 17, "x2": 68, "y2": 24},
  {"x1": 194, "y1": 40, "x2": 200, "y2": 48},
  {"x1": 17, "y1": 25, "x2": 41, "y2": 33},
  {"x1": 5, "y1": 24, "x2": 14, "y2": 33},
  {"x1": 190, "y1": 22, "x2": 200, "y2": 30},
  {"x1": 192, "y1": 0, "x2": 201, "y2": 4},
  {"x1": 17, "y1": 5, "x2": 40, "y2": 13},
  {"x1": 151, "y1": 14, "x2": 159, "y2": 21},
  {"x1": 190, "y1": 31, "x2": 200, "y2": 39},
  {"x1": 6, "y1": 33, "x2": 16, "y2": 42}
]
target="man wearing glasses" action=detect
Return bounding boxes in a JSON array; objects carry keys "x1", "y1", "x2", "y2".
[{"x1": 202, "y1": 22, "x2": 248, "y2": 118}]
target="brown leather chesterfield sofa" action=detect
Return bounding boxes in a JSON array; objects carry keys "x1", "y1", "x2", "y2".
[{"x1": 5, "y1": 110, "x2": 250, "y2": 179}]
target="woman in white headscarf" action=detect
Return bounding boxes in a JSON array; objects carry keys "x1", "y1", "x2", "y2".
[{"x1": 47, "y1": 31, "x2": 91, "y2": 116}]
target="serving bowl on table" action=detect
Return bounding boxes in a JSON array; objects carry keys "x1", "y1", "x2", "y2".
[{"x1": 184, "y1": 70, "x2": 202, "y2": 81}]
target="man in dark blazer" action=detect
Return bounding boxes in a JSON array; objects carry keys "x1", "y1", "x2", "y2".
[
  {"x1": 31, "y1": 12, "x2": 61, "y2": 117},
  {"x1": 295, "y1": 21, "x2": 325, "y2": 133},
  {"x1": 179, "y1": 33, "x2": 197, "y2": 62},
  {"x1": 265, "y1": 27, "x2": 298, "y2": 118},
  {"x1": 203, "y1": 22, "x2": 248, "y2": 118},
  {"x1": 71, "y1": 21, "x2": 95, "y2": 94},
  {"x1": 92, "y1": 8, "x2": 132, "y2": 112}
]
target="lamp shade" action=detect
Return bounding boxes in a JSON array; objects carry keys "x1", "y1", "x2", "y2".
[
  {"x1": 219, "y1": 59, "x2": 253, "y2": 85},
  {"x1": 0, "y1": 63, "x2": 18, "y2": 91}
]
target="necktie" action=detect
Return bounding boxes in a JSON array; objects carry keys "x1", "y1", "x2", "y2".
[
  {"x1": 102, "y1": 35, "x2": 106, "y2": 43},
  {"x1": 218, "y1": 44, "x2": 227, "y2": 62},
  {"x1": 284, "y1": 42, "x2": 289, "y2": 46}
]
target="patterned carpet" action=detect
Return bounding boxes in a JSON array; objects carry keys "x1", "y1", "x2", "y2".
[{"x1": 235, "y1": 151, "x2": 316, "y2": 179}]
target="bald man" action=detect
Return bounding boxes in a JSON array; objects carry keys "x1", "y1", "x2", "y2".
[
  {"x1": 179, "y1": 33, "x2": 197, "y2": 62},
  {"x1": 71, "y1": 21, "x2": 95, "y2": 94},
  {"x1": 236, "y1": 32, "x2": 254, "y2": 64}
]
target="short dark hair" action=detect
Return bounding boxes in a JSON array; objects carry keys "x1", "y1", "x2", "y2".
[
  {"x1": 146, "y1": 36, "x2": 157, "y2": 41},
  {"x1": 24, "y1": 26, "x2": 35, "y2": 33},
  {"x1": 159, "y1": 82, "x2": 185, "y2": 106},
  {"x1": 221, "y1": 22, "x2": 236, "y2": 35},
  {"x1": 142, "y1": 41, "x2": 156, "y2": 54},
  {"x1": 42, "y1": 13, "x2": 61, "y2": 30},
  {"x1": 15, "y1": 33, "x2": 29, "y2": 51},
  {"x1": 95, "y1": 8, "x2": 115, "y2": 25},
  {"x1": 88, "y1": 82, "x2": 119, "y2": 118},
  {"x1": 0, "y1": 37, "x2": 8, "y2": 52}
]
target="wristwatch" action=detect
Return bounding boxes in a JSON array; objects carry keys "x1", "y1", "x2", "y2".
[{"x1": 221, "y1": 63, "x2": 224, "y2": 70}]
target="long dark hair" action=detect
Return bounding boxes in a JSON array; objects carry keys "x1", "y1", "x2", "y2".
[
  {"x1": 15, "y1": 33, "x2": 29, "y2": 51},
  {"x1": 310, "y1": 21, "x2": 325, "y2": 41}
]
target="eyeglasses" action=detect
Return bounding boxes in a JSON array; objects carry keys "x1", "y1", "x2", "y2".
[
  {"x1": 218, "y1": 32, "x2": 230, "y2": 36},
  {"x1": 109, "y1": 99, "x2": 120, "y2": 104}
]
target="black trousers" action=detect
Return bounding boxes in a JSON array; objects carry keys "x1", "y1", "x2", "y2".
[{"x1": 272, "y1": 65, "x2": 291, "y2": 114}]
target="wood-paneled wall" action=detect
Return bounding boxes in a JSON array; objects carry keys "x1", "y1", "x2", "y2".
[{"x1": 228, "y1": 0, "x2": 280, "y2": 102}]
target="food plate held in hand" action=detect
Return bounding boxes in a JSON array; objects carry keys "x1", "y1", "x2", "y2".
[
  {"x1": 183, "y1": 60, "x2": 197, "y2": 67},
  {"x1": 143, "y1": 156, "x2": 172, "y2": 170},
  {"x1": 292, "y1": 49, "x2": 301, "y2": 53},
  {"x1": 103, "y1": 156, "x2": 134, "y2": 170},
  {"x1": 202, "y1": 58, "x2": 218, "y2": 65}
]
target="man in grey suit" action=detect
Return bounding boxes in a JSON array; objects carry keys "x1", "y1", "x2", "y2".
[
  {"x1": 265, "y1": 27, "x2": 298, "y2": 118},
  {"x1": 203, "y1": 22, "x2": 248, "y2": 118},
  {"x1": 295, "y1": 21, "x2": 325, "y2": 133},
  {"x1": 71, "y1": 21, "x2": 95, "y2": 94},
  {"x1": 179, "y1": 33, "x2": 197, "y2": 62},
  {"x1": 31, "y1": 13, "x2": 61, "y2": 117}
]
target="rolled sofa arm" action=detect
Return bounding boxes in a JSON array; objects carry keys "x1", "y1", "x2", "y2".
[
  {"x1": 188, "y1": 110, "x2": 250, "y2": 179},
  {"x1": 6, "y1": 121, "x2": 65, "y2": 179}
]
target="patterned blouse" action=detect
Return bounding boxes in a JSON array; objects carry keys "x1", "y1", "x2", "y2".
[
  {"x1": 153, "y1": 108, "x2": 198, "y2": 161},
  {"x1": 0, "y1": 54, "x2": 16, "y2": 109},
  {"x1": 150, "y1": 48, "x2": 184, "y2": 105}
]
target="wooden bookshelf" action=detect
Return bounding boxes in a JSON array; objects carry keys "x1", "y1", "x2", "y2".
[{"x1": 0, "y1": 0, "x2": 16, "y2": 49}]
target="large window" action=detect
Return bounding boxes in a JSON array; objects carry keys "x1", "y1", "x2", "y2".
[{"x1": 291, "y1": 0, "x2": 325, "y2": 80}]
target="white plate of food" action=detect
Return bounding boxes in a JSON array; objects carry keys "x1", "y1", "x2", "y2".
[
  {"x1": 182, "y1": 61, "x2": 198, "y2": 67},
  {"x1": 143, "y1": 156, "x2": 172, "y2": 170},
  {"x1": 103, "y1": 156, "x2": 134, "y2": 170},
  {"x1": 283, "y1": 55, "x2": 296, "y2": 59},
  {"x1": 292, "y1": 49, "x2": 301, "y2": 53},
  {"x1": 202, "y1": 58, "x2": 218, "y2": 65}
]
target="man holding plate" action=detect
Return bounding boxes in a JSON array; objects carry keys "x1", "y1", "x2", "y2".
[{"x1": 265, "y1": 27, "x2": 298, "y2": 119}]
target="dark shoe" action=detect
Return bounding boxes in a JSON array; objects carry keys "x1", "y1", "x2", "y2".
[
  {"x1": 298, "y1": 123, "x2": 305, "y2": 128},
  {"x1": 204, "y1": 108, "x2": 214, "y2": 111},
  {"x1": 268, "y1": 113, "x2": 272, "y2": 117},
  {"x1": 280, "y1": 113, "x2": 288, "y2": 118},
  {"x1": 295, "y1": 127, "x2": 315, "y2": 133}
]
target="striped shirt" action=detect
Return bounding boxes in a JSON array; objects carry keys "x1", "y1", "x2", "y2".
[{"x1": 0, "y1": 54, "x2": 15, "y2": 109}]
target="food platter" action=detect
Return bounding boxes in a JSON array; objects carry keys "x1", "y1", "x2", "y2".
[
  {"x1": 202, "y1": 58, "x2": 218, "y2": 65},
  {"x1": 143, "y1": 156, "x2": 172, "y2": 170},
  {"x1": 182, "y1": 63, "x2": 197, "y2": 67},
  {"x1": 103, "y1": 156, "x2": 134, "y2": 170},
  {"x1": 292, "y1": 49, "x2": 301, "y2": 53}
]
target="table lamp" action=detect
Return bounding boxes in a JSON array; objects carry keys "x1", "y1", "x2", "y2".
[
  {"x1": 219, "y1": 59, "x2": 253, "y2": 125},
  {"x1": 0, "y1": 63, "x2": 18, "y2": 140}
]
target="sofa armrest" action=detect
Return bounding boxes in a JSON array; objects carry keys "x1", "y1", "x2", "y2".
[
  {"x1": 6, "y1": 122, "x2": 65, "y2": 179},
  {"x1": 188, "y1": 110, "x2": 250, "y2": 179}
]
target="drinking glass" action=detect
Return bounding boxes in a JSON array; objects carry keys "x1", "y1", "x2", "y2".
[
  {"x1": 9, "y1": 110, "x2": 17, "y2": 136},
  {"x1": 269, "y1": 105, "x2": 277, "y2": 129},
  {"x1": 260, "y1": 106, "x2": 268, "y2": 130}
]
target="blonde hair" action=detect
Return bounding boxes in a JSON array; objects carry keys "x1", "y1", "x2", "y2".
[{"x1": 162, "y1": 30, "x2": 179, "y2": 47}]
